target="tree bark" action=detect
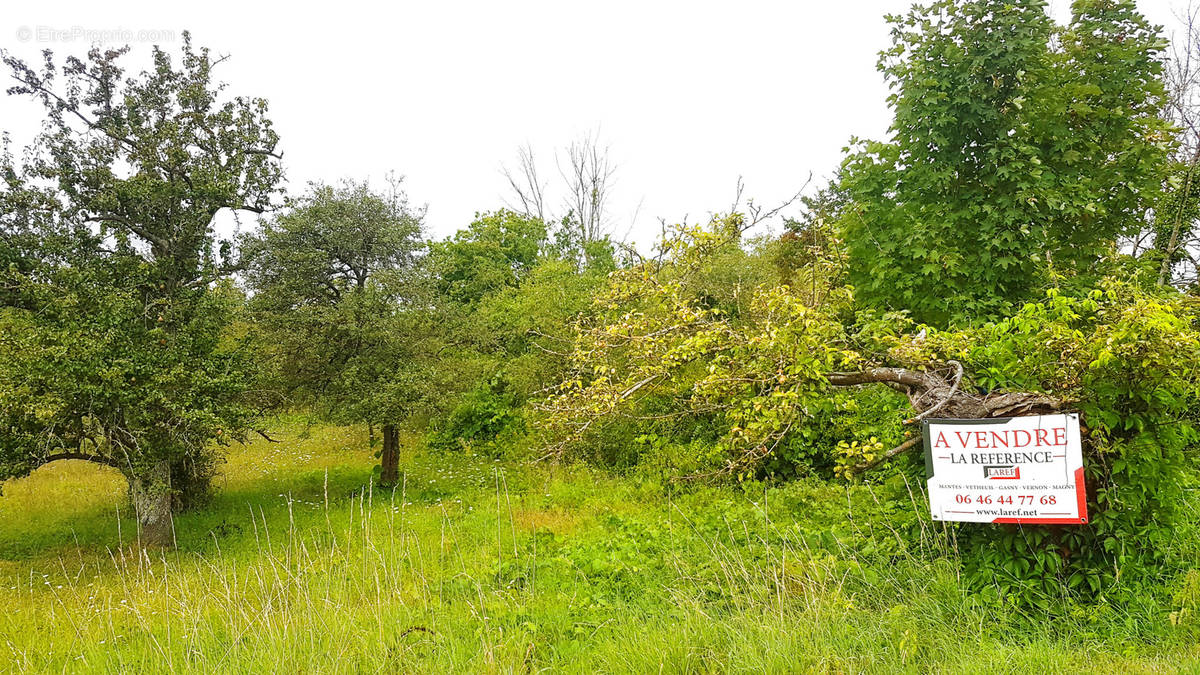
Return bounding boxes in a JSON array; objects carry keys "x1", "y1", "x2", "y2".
[
  {"x1": 1158, "y1": 147, "x2": 1200, "y2": 286},
  {"x1": 130, "y1": 461, "x2": 174, "y2": 548},
  {"x1": 827, "y1": 363, "x2": 1068, "y2": 474},
  {"x1": 826, "y1": 366, "x2": 1062, "y2": 419},
  {"x1": 380, "y1": 424, "x2": 400, "y2": 487}
]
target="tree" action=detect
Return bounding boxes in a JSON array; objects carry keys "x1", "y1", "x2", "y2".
[
  {"x1": 502, "y1": 133, "x2": 616, "y2": 266},
  {"x1": 426, "y1": 221, "x2": 614, "y2": 453},
  {"x1": 841, "y1": 0, "x2": 1174, "y2": 325},
  {"x1": 0, "y1": 36, "x2": 283, "y2": 546},
  {"x1": 1152, "y1": 1, "x2": 1200, "y2": 289},
  {"x1": 243, "y1": 179, "x2": 427, "y2": 486},
  {"x1": 428, "y1": 209, "x2": 548, "y2": 305},
  {"x1": 560, "y1": 135, "x2": 615, "y2": 248}
]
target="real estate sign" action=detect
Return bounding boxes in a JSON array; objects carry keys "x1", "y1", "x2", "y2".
[{"x1": 923, "y1": 414, "x2": 1087, "y2": 524}]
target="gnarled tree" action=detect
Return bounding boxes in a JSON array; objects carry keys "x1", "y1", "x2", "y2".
[{"x1": 0, "y1": 35, "x2": 283, "y2": 545}]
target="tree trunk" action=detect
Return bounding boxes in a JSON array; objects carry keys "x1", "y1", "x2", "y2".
[
  {"x1": 827, "y1": 363, "x2": 1068, "y2": 475},
  {"x1": 826, "y1": 365, "x2": 1063, "y2": 419},
  {"x1": 1158, "y1": 150, "x2": 1200, "y2": 286},
  {"x1": 130, "y1": 461, "x2": 174, "y2": 548},
  {"x1": 380, "y1": 424, "x2": 400, "y2": 487}
]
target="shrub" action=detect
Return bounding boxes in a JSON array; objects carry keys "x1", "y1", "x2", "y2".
[
  {"x1": 920, "y1": 284, "x2": 1200, "y2": 605},
  {"x1": 429, "y1": 380, "x2": 524, "y2": 453}
]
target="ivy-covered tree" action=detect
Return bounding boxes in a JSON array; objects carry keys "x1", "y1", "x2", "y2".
[
  {"x1": 243, "y1": 179, "x2": 429, "y2": 486},
  {"x1": 841, "y1": 0, "x2": 1174, "y2": 325},
  {"x1": 0, "y1": 35, "x2": 283, "y2": 545}
]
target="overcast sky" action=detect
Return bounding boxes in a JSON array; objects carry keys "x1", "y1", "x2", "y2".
[{"x1": 0, "y1": 0, "x2": 1187, "y2": 245}]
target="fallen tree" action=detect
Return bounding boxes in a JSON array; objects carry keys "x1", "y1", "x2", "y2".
[
  {"x1": 825, "y1": 362, "x2": 1064, "y2": 474},
  {"x1": 538, "y1": 218, "x2": 1074, "y2": 478},
  {"x1": 537, "y1": 218, "x2": 1200, "y2": 602}
]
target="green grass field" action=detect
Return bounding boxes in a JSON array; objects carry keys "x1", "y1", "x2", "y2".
[{"x1": 1, "y1": 422, "x2": 1198, "y2": 673}]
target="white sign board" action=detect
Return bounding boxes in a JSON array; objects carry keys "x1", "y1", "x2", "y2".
[{"x1": 923, "y1": 414, "x2": 1087, "y2": 524}]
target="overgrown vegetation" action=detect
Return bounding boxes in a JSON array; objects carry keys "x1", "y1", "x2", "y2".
[
  {"x1": 1, "y1": 426, "x2": 1198, "y2": 672},
  {"x1": 3, "y1": 0, "x2": 1200, "y2": 669}
]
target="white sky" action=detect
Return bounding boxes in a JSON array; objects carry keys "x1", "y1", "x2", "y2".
[{"x1": 0, "y1": 0, "x2": 1187, "y2": 245}]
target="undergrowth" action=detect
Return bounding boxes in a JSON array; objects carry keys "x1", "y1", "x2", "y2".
[{"x1": 0, "y1": 422, "x2": 1197, "y2": 673}]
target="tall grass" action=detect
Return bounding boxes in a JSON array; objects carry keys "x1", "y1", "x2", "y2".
[{"x1": 0, "y1": 423, "x2": 1196, "y2": 673}]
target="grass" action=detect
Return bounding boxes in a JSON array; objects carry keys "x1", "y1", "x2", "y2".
[{"x1": 1, "y1": 422, "x2": 1198, "y2": 673}]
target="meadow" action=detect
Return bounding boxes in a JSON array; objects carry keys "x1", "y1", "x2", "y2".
[{"x1": 0, "y1": 422, "x2": 1197, "y2": 674}]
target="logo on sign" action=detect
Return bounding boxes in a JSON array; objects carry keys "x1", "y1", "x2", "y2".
[{"x1": 983, "y1": 465, "x2": 1020, "y2": 479}]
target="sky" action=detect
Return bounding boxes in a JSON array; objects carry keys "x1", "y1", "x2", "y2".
[{"x1": 0, "y1": 0, "x2": 1188, "y2": 246}]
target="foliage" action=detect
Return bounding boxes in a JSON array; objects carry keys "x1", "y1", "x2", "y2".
[
  {"x1": 421, "y1": 221, "x2": 614, "y2": 455},
  {"x1": 428, "y1": 209, "x2": 548, "y2": 306},
  {"x1": 244, "y1": 179, "x2": 431, "y2": 424},
  {"x1": 0, "y1": 424, "x2": 1197, "y2": 671},
  {"x1": 920, "y1": 284, "x2": 1200, "y2": 604},
  {"x1": 539, "y1": 214, "x2": 1200, "y2": 604},
  {"x1": 840, "y1": 0, "x2": 1175, "y2": 325},
  {"x1": 468, "y1": 257, "x2": 611, "y2": 395},
  {"x1": 243, "y1": 179, "x2": 438, "y2": 484},
  {"x1": 540, "y1": 216, "x2": 856, "y2": 478},
  {"x1": 2, "y1": 0, "x2": 1198, "y2": 624},
  {"x1": 1152, "y1": 160, "x2": 1200, "y2": 290},
  {"x1": 0, "y1": 35, "x2": 283, "y2": 528},
  {"x1": 428, "y1": 380, "x2": 524, "y2": 452}
]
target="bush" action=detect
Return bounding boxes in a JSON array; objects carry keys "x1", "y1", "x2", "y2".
[
  {"x1": 429, "y1": 380, "x2": 523, "y2": 453},
  {"x1": 920, "y1": 284, "x2": 1200, "y2": 605}
]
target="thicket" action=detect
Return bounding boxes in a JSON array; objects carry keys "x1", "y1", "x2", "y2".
[
  {"x1": 431, "y1": 0, "x2": 1200, "y2": 605},
  {"x1": 2, "y1": 0, "x2": 1199, "y2": 608},
  {"x1": 534, "y1": 219, "x2": 1200, "y2": 605}
]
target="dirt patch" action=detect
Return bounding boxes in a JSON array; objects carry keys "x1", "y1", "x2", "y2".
[{"x1": 511, "y1": 508, "x2": 581, "y2": 535}]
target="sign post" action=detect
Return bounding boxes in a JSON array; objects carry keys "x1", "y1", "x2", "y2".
[{"x1": 923, "y1": 414, "x2": 1087, "y2": 524}]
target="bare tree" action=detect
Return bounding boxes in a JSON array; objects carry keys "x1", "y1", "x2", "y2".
[
  {"x1": 558, "y1": 133, "x2": 615, "y2": 245},
  {"x1": 501, "y1": 132, "x2": 616, "y2": 252},
  {"x1": 502, "y1": 143, "x2": 547, "y2": 223},
  {"x1": 1157, "y1": 2, "x2": 1200, "y2": 288}
]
